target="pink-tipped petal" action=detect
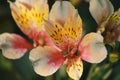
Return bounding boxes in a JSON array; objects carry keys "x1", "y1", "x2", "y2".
[
  {"x1": 29, "y1": 46, "x2": 64, "y2": 76},
  {"x1": 66, "y1": 57, "x2": 83, "y2": 80},
  {"x1": 0, "y1": 33, "x2": 33, "y2": 59},
  {"x1": 89, "y1": 0, "x2": 114, "y2": 24},
  {"x1": 79, "y1": 33, "x2": 107, "y2": 63}
]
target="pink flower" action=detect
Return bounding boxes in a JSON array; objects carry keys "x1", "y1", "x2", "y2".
[
  {"x1": 29, "y1": 1, "x2": 107, "y2": 80},
  {"x1": 0, "y1": 0, "x2": 52, "y2": 59},
  {"x1": 89, "y1": 0, "x2": 120, "y2": 45}
]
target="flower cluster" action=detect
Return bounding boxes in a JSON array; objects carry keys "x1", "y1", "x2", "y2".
[
  {"x1": 89, "y1": 0, "x2": 120, "y2": 46},
  {"x1": 0, "y1": 0, "x2": 116, "y2": 80}
]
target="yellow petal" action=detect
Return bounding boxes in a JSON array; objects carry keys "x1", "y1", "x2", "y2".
[
  {"x1": 30, "y1": 0, "x2": 48, "y2": 28},
  {"x1": 44, "y1": 20, "x2": 65, "y2": 49},
  {"x1": 9, "y1": 0, "x2": 48, "y2": 38},
  {"x1": 10, "y1": 1, "x2": 31, "y2": 29},
  {"x1": 66, "y1": 58, "x2": 83, "y2": 80},
  {"x1": 64, "y1": 11, "x2": 82, "y2": 42},
  {"x1": 45, "y1": 1, "x2": 82, "y2": 50}
]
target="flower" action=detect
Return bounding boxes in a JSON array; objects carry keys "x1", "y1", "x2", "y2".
[
  {"x1": 29, "y1": 1, "x2": 107, "y2": 80},
  {"x1": 89, "y1": 0, "x2": 120, "y2": 45},
  {"x1": 0, "y1": 0, "x2": 52, "y2": 59}
]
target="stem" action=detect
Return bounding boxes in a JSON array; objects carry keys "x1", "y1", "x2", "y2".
[{"x1": 86, "y1": 64, "x2": 97, "y2": 80}]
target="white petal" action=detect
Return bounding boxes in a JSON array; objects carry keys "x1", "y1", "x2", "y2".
[
  {"x1": 49, "y1": 1, "x2": 77, "y2": 24},
  {"x1": 13, "y1": 0, "x2": 47, "y2": 7},
  {"x1": 89, "y1": 0, "x2": 114, "y2": 24},
  {"x1": 29, "y1": 46, "x2": 64, "y2": 76},
  {"x1": 0, "y1": 33, "x2": 33, "y2": 59},
  {"x1": 79, "y1": 33, "x2": 107, "y2": 63}
]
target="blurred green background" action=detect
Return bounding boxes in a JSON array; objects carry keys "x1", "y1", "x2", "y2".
[{"x1": 0, "y1": 0, "x2": 120, "y2": 80}]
